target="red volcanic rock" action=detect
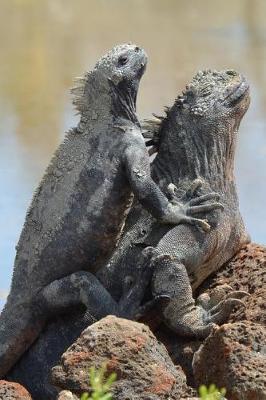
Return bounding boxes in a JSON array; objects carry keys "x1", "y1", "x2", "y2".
[
  {"x1": 0, "y1": 380, "x2": 32, "y2": 399},
  {"x1": 200, "y1": 243, "x2": 266, "y2": 326},
  {"x1": 193, "y1": 321, "x2": 266, "y2": 400},
  {"x1": 51, "y1": 315, "x2": 190, "y2": 399}
]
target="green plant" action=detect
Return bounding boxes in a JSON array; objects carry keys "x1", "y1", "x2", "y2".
[
  {"x1": 199, "y1": 384, "x2": 226, "y2": 400},
  {"x1": 80, "y1": 364, "x2": 117, "y2": 400}
]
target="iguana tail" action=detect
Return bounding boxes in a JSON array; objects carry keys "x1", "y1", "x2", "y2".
[{"x1": 0, "y1": 302, "x2": 45, "y2": 377}]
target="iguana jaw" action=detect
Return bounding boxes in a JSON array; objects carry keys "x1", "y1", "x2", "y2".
[{"x1": 222, "y1": 77, "x2": 250, "y2": 119}]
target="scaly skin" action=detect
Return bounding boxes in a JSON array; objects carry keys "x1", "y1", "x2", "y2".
[
  {"x1": 0, "y1": 44, "x2": 223, "y2": 378},
  {"x1": 102, "y1": 69, "x2": 251, "y2": 338}
]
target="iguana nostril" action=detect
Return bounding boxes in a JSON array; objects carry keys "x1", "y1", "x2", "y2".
[{"x1": 135, "y1": 46, "x2": 140, "y2": 52}]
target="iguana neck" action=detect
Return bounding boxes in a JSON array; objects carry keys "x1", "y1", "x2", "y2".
[
  {"x1": 152, "y1": 107, "x2": 239, "y2": 193},
  {"x1": 110, "y1": 79, "x2": 140, "y2": 126},
  {"x1": 76, "y1": 72, "x2": 139, "y2": 131}
]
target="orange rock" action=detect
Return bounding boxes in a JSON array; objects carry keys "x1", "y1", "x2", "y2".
[
  {"x1": 0, "y1": 380, "x2": 32, "y2": 399},
  {"x1": 193, "y1": 321, "x2": 266, "y2": 400},
  {"x1": 51, "y1": 315, "x2": 190, "y2": 399}
]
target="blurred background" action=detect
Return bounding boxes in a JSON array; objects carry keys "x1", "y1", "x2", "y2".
[{"x1": 0, "y1": 0, "x2": 266, "y2": 309}]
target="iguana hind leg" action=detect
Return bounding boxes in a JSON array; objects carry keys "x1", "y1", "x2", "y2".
[
  {"x1": 0, "y1": 272, "x2": 120, "y2": 377},
  {"x1": 151, "y1": 253, "x2": 215, "y2": 338},
  {"x1": 151, "y1": 255, "x2": 246, "y2": 338},
  {"x1": 117, "y1": 246, "x2": 155, "y2": 319},
  {"x1": 0, "y1": 269, "x2": 151, "y2": 378},
  {"x1": 39, "y1": 269, "x2": 152, "y2": 321},
  {"x1": 39, "y1": 271, "x2": 121, "y2": 320}
]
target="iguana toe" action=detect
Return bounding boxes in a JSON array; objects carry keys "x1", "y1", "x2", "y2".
[
  {"x1": 206, "y1": 298, "x2": 246, "y2": 325},
  {"x1": 225, "y1": 290, "x2": 250, "y2": 300},
  {"x1": 197, "y1": 284, "x2": 249, "y2": 310}
]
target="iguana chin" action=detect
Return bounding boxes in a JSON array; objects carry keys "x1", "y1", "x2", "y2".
[
  {"x1": 0, "y1": 45, "x2": 222, "y2": 378},
  {"x1": 104, "y1": 69, "x2": 251, "y2": 338}
]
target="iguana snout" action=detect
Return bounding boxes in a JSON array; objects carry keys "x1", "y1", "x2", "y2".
[{"x1": 222, "y1": 73, "x2": 250, "y2": 113}]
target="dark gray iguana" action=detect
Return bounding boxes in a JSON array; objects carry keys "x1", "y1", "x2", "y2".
[
  {"x1": 5, "y1": 70, "x2": 251, "y2": 400},
  {"x1": 0, "y1": 45, "x2": 222, "y2": 378},
  {"x1": 102, "y1": 69, "x2": 251, "y2": 338}
]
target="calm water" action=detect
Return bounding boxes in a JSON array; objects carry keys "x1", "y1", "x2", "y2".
[{"x1": 0, "y1": 0, "x2": 266, "y2": 308}]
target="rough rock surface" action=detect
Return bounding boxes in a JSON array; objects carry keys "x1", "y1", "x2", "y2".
[
  {"x1": 155, "y1": 328, "x2": 201, "y2": 388},
  {"x1": 0, "y1": 380, "x2": 32, "y2": 399},
  {"x1": 190, "y1": 243, "x2": 266, "y2": 400},
  {"x1": 193, "y1": 321, "x2": 266, "y2": 400},
  {"x1": 51, "y1": 316, "x2": 191, "y2": 400},
  {"x1": 201, "y1": 243, "x2": 266, "y2": 325}
]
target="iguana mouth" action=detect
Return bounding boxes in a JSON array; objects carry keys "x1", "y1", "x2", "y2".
[{"x1": 223, "y1": 77, "x2": 249, "y2": 107}]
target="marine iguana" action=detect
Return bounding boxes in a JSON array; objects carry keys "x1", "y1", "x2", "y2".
[
  {"x1": 0, "y1": 45, "x2": 222, "y2": 378},
  {"x1": 5, "y1": 69, "x2": 251, "y2": 399},
  {"x1": 102, "y1": 68, "x2": 251, "y2": 338}
]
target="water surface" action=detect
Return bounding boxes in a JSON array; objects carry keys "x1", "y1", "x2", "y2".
[{"x1": 0, "y1": 0, "x2": 266, "y2": 308}]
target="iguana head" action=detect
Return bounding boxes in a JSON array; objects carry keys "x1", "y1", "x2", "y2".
[
  {"x1": 177, "y1": 69, "x2": 250, "y2": 122},
  {"x1": 72, "y1": 44, "x2": 147, "y2": 124},
  {"x1": 146, "y1": 70, "x2": 250, "y2": 189},
  {"x1": 95, "y1": 43, "x2": 147, "y2": 85}
]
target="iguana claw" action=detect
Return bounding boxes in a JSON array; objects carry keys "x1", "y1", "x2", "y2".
[
  {"x1": 185, "y1": 179, "x2": 203, "y2": 199},
  {"x1": 197, "y1": 284, "x2": 250, "y2": 310},
  {"x1": 165, "y1": 296, "x2": 245, "y2": 338},
  {"x1": 206, "y1": 298, "x2": 245, "y2": 325},
  {"x1": 134, "y1": 294, "x2": 171, "y2": 320},
  {"x1": 196, "y1": 285, "x2": 249, "y2": 327}
]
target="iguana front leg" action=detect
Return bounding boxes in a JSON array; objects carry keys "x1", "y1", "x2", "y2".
[{"x1": 124, "y1": 140, "x2": 223, "y2": 227}]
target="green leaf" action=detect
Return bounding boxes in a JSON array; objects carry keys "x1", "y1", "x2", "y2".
[
  {"x1": 80, "y1": 364, "x2": 116, "y2": 400},
  {"x1": 199, "y1": 385, "x2": 208, "y2": 397},
  {"x1": 80, "y1": 393, "x2": 89, "y2": 400},
  {"x1": 198, "y1": 383, "x2": 227, "y2": 399}
]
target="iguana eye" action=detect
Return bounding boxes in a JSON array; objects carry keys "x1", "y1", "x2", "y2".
[{"x1": 118, "y1": 55, "x2": 128, "y2": 66}]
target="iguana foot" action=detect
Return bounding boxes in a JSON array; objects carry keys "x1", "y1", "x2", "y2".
[
  {"x1": 197, "y1": 283, "x2": 249, "y2": 309},
  {"x1": 169, "y1": 284, "x2": 249, "y2": 338},
  {"x1": 165, "y1": 305, "x2": 217, "y2": 339},
  {"x1": 196, "y1": 284, "x2": 249, "y2": 326},
  {"x1": 164, "y1": 179, "x2": 224, "y2": 232},
  {"x1": 162, "y1": 294, "x2": 246, "y2": 339}
]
